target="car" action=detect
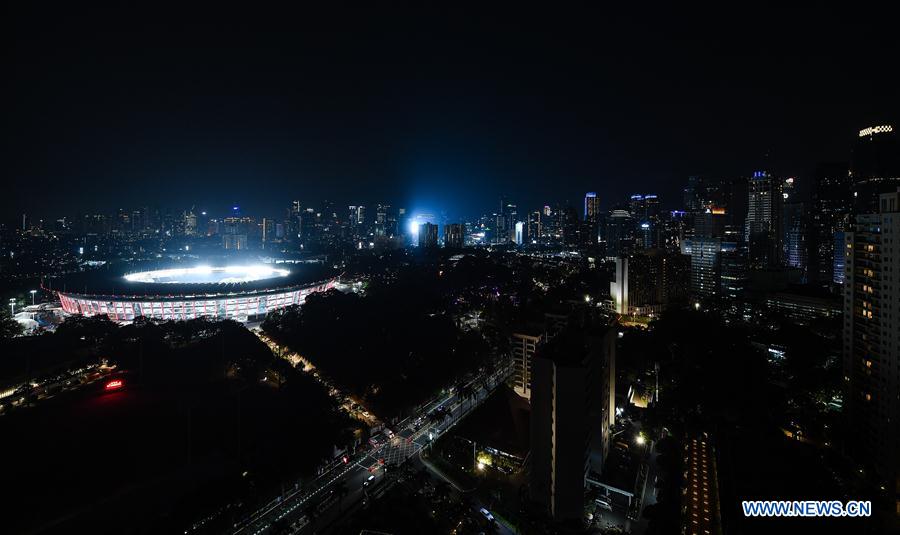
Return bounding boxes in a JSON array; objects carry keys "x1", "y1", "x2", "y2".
[
  {"x1": 479, "y1": 507, "x2": 494, "y2": 522},
  {"x1": 363, "y1": 474, "x2": 375, "y2": 487},
  {"x1": 369, "y1": 433, "x2": 385, "y2": 447}
]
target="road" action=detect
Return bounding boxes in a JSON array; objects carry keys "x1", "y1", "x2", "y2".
[{"x1": 227, "y1": 359, "x2": 512, "y2": 535}]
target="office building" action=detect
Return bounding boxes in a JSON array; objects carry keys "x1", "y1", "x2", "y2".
[
  {"x1": 443, "y1": 223, "x2": 465, "y2": 248},
  {"x1": 719, "y1": 242, "x2": 748, "y2": 300},
  {"x1": 222, "y1": 233, "x2": 248, "y2": 250},
  {"x1": 781, "y1": 199, "x2": 807, "y2": 276},
  {"x1": 833, "y1": 231, "x2": 846, "y2": 285},
  {"x1": 746, "y1": 171, "x2": 780, "y2": 269},
  {"x1": 843, "y1": 189, "x2": 900, "y2": 503},
  {"x1": 260, "y1": 217, "x2": 274, "y2": 244},
  {"x1": 810, "y1": 163, "x2": 852, "y2": 288},
  {"x1": 584, "y1": 192, "x2": 601, "y2": 222},
  {"x1": 375, "y1": 203, "x2": 397, "y2": 237},
  {"x1": 610, "y1": 256, "x2": 629, "y2": 314},
  {"x1": 530, "y1": 319, "x2": 616, "y2": 521},
  {"x1": 604, "y1": 209, "x2": 634, "y2": 258},
  {"x1": 417, "y1": 222, "x2": 438, "y2": 248},
  {"x1": 514, "y1": 221, "x2": 525, "y2": 245},
  {"x1": 183, "y1": 209, "x2": 197, "y2": 236},
  {"x1": 610, "y1": 250, "x2": 688, "y2": 315},
  {"x1": 527, "y1": 210, "x2": 543, "y2": 243},
  {"x1": 662, "y1": 210, "x2": 690, "y2": 252},
  {"x1": 686, "y1": 237, "x2": 720, "y2": 298}
]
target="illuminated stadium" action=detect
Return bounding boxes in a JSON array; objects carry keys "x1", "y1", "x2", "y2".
[{"x1": 52, "y1": 262, "x2": 338, "y2": 323}]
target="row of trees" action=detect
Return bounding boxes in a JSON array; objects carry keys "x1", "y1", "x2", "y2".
[{"x1": 263, "y1": 260, "x2": 498, "y2": 420}]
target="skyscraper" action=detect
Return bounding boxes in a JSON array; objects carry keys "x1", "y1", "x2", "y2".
[
  {"x1": 514, "y1": 221, "x2": 525, "y2": 245},
  {"x1": 527, "y1": 210, "x2": 543, "y2": 243},
  {"x1": 610, "y1": 256, "x2": 628, "y2": 314},
  {"x1": 417, "y1": 222, "x2": 438, "y2": 248},
  {"x1": 686, "y1": 237, "x2": 720, "y2": 299},
  {"x1": 629, "y1": 194, "x2": 646, "y2": 220},
  {"x1": 604, "y1": 209, "x2": 634, "y2": 258},
  {"x1": 584, "y1": 192, "x2": 600, "y2": 222},
  {"x1": 561, "y1": 205, "x2": 581, "y2": 246},
  {"x1": 842, "y1": 188, "x2": 900, "y2": 504},
  {"x1": 183, "y1": 209, "x2": 198, "y2": 236},
  {"x1": 443, "y1": 223, "x2": 465, "y2": 248},
  {"x1": 630, "y1": 194, "x2": 661, "y2": 249},
  {"x1": 780, "y1": 187, "x2": 807, "y2": 277},
  {"x1": 746, "y1": 171, "x2": 780, "y2": 269},
  {"x1": 810, "y1": 163, "x2": 852, "y2": 288},
  {"x1": 530, "y1": 319, "x2": 616, "y2": 521}
]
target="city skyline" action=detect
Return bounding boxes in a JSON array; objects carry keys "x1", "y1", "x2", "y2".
[{"x1": 4, "y1": 5, "x2": 900, "y2": 535}]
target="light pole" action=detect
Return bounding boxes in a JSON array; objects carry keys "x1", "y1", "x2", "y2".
[
  {"x1": 30, "y1": 289, "x2": 37, "y2": 306},
  {"x1": 9, "y1": 298, "x2": 16, "y2": 316}
]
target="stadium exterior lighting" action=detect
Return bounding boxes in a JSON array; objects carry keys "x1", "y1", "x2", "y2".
[{"x1": 56, "y1": 263, "x2": 336, "y2": 323}]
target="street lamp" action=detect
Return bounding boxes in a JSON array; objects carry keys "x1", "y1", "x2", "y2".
[{"x1": 30, "y1": 289, "x2": 37, "y2": 305}]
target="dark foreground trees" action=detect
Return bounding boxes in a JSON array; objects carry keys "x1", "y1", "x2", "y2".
[{"x1": 263, "y1": 280, "x2": 493, "y2": 420}]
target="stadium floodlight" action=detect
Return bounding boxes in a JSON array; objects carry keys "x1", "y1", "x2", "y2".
[{"x1": 124, "y1": 265, "x2": 290, "y2": 284}]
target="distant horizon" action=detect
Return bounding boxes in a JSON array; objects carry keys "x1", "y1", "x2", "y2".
[{"x1": 8, "y1": 6, "x2": 898, "y2": 222}]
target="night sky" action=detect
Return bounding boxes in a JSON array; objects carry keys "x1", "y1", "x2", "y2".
[{"x1": 6, "y1": 5, "x2": 899, "y2": 220}]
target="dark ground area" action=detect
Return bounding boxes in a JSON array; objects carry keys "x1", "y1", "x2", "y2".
[{"x1": 0, "y1": 317, "x2": 354, "y2": 534}]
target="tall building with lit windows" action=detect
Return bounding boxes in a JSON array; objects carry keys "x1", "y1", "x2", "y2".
[
  {"x1": 687, "y1": 237, "x2": 720, "y2": 298},
  {"x1": 843, "y1": 189, "x2": 900, "y2": 504},
  {"x1": 810, "y1": 163, "x2": 851, "y2": 288},
  {"x1": 443, "y1": 223, "x2": 465, "y2": 248},
  {"x1": 746, "y1": 170, "x2": 780, "y2": 269},
  {"x1": 584, "y1": 192, "x2": 600, "y2": 222},
  {"x1": 527, "y1": 210, "x2": 543, "y2": 243}
]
